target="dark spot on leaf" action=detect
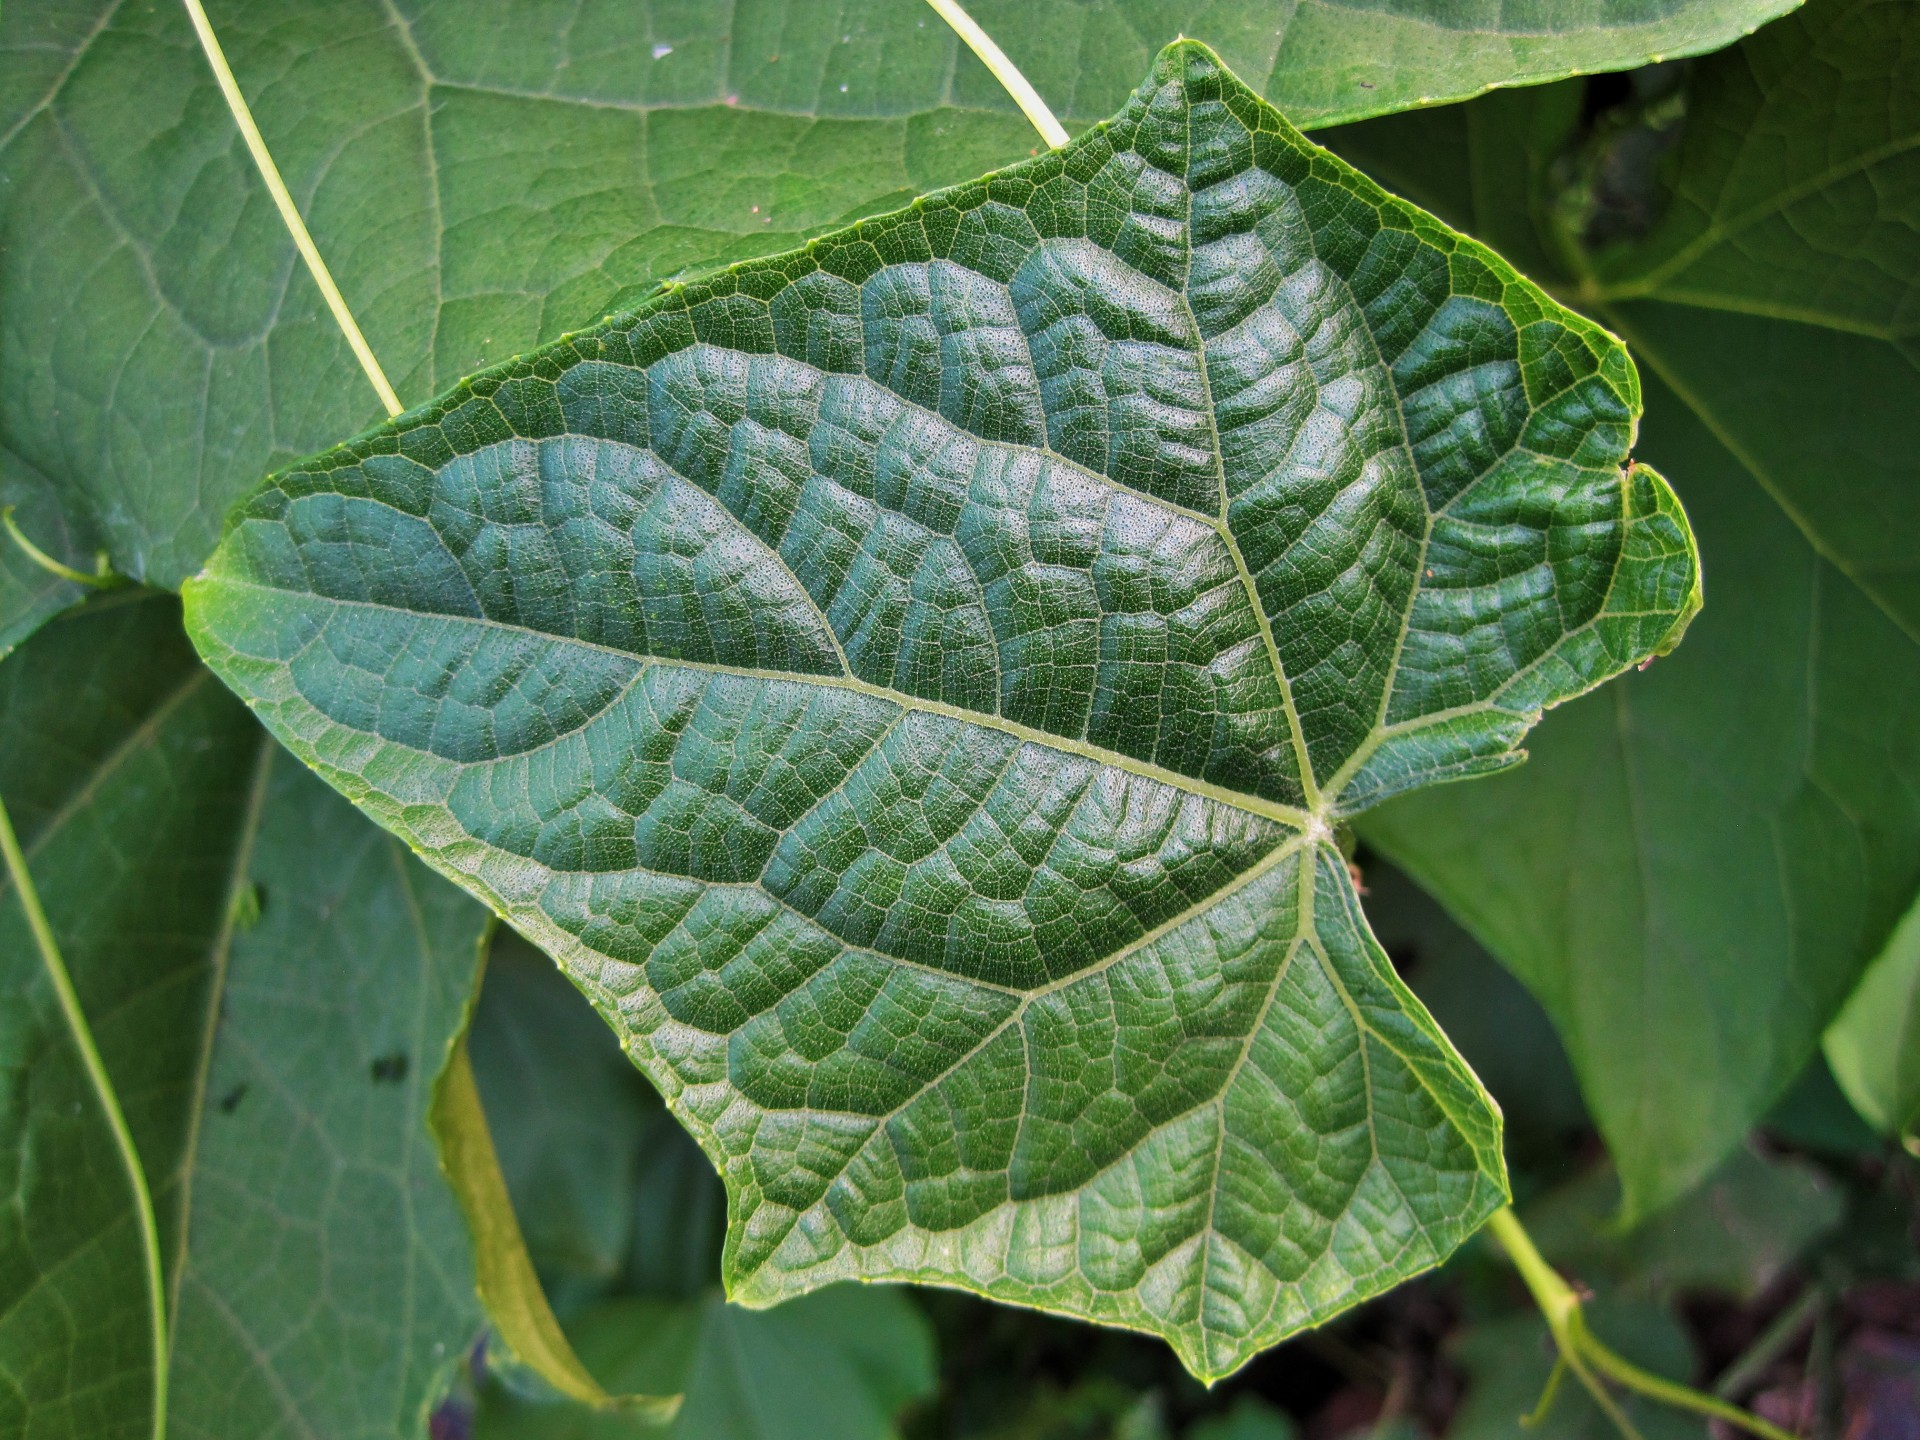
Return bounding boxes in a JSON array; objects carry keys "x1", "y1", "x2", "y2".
[
  {"x1": 371, "y1": 1052, "x2": 410, "y2": 1084},
  {"x1": 217, "y1": 1083, "x2": 248, "y2": 1114}
]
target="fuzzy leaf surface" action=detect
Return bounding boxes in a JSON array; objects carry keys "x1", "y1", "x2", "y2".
[{"x1": 187, "y1": 44, "x2": 1698, "y2": 1377}]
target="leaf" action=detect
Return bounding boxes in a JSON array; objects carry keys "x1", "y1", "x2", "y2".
[
  {"x1": 1189, "y1": 1396, "x2": 1298, "y2": 1440},
  {"x1": 0, "y1": 592, "x2": 491, "y2": 1437},
  {"x1": 1357, "y1": 856, "x2": 1587, "y2": 1165},
  {"x1": 1, "y1": 0, "x2": 1790, "y2": 600},
  {"x1": 470, "y1": 929, "x2": 728, "y2": 1306},
  {"x1": 1332, "y1": 0, "x2": 1920, "y2": 1217},
  {"x1": 186, "y1": 42, "x2": 1697, "y2": 1377},
  {"x1": 470, "y1": 929, "x2": 668, "y2": 1303},
  {"x1": 433, "y1": 1030, "x2": 681, "y2": 1422},
  {"x1": 475, "y1": 1286, "x2": 936, "y2": 1440},
  {"x1": 1081, "y1": 0, "x2": 1805, "y2": 129},
  {"x1": 1824, "y1": 887, "x2": 1920, "y2": 1141}
]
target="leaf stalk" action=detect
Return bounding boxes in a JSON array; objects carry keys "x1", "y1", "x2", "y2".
[
  {"x1": 0, "y1": 790, "x2": 169, "y2": 1440},
  {"x1": 923, "y1": 0, "x2": 1069, "y2": 148},
  {"x1": 179, "y1": 0, "x2": 404, "y2": 418},
  {"x1": 1487, "y1": 1206, "x2": 1800, "y2": 1440},
  {"x1": 2, "y1": 505, "x2": 120, "y2": 588}
]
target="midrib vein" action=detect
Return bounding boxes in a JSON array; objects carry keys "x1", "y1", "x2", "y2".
[
  {"x1": 1172, "y1": 99, "x2": 1320, "y2": 810},
  {"x1": 213, "y1": 578, "x2": 1316, "y2": 830}
]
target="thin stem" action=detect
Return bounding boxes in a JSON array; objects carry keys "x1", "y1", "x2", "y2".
[
  {"x1": 1486, "y1": 1207, "x2": 1800, "y2": 1440},
  {"x1": 3, "y1": 506, "x2": 118, "y2": 588},
  {"x1": 1716, "y1": 1285, "x2": 1823, "y2": 1400},
  {"x1": 179, "y1": 0, "x2": 404, "y2": 418},
  {"x1": 0, "y1": 791, "x2": 169, "y2": 1440},
  {"x1": 923, "y1": 0, "x2": 1069, "y2": 148},
  {"x1": 1576, "y1": 1314, "x2": 1800, "y2": 1440},
  {"x1": 1522, "y1": 1355, "x2": 1569, "y2": 1428}
]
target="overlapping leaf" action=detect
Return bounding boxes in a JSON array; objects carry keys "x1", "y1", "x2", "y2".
[
  {"x1": 1825, "y1": 889, "x2": 1920, "y2": 1141},
  {"x1": 0, "y1": 594, "x2": 489, "y2": 1437},
  {"x1": 1, "y1": 0, "x2": 1788, "y2": 617},
  {"x1": 1335, "y1": 0, "x2": 1920, "y2": 1214},
  {"x1": 186, "y1": 43, "x2": 1698, "y2": 1376}
]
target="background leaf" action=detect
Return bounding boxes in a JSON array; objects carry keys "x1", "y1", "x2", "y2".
[
  {"x1": 1, "y1": 0, "x2": 1793, "y2": 602},
  {"x1": 1824, "y1": 888, "x2": 1920, "y2": 1141},
  {"x1": 0, "y1": 593, "x2": 491, "y2": 1437},
  {"x1": 471, "y1": 931, "x2": 729, "y2": 1310},
  {"x1": 185, "y1": 40, "x2": 1703, "y2": 1376},
  {"x1": 1327, "y1": 0, "x2": 1920, "y2": 1217}
]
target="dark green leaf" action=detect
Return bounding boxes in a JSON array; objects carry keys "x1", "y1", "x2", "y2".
[
  {"x1": 0, "y1": 594, "x2": 489, "y2": 1437},
  {"x1": 476, "y1": 1287, "x2": 935, "y2": 1440},
  {"x1": 186, "y1": 43, "x2": 1698, "y2": 1376},
  {"x1": 1335, "y1": 0, "x2": 1920, "y2": 1217},
  {"x1": 1762, "y1": 1054, "x2": 1884, "y2": 1159},
  {"x1": 1, "y1": 0, "x2": 1790, "y2": 600},
  {"x1": 1358, "y1": 856, "x2": 1588, "y2": 1169},
  {"x1": 472, "y1": 930, "x2": 665, "y2": 1305},
  {"x1": 1188, "y1": 1396, "x2": 1298, "y2": 1440}
]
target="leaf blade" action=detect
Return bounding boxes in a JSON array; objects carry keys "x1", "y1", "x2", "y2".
[
  {"x1": 185, "y1": 42, "x2": 1696, "y2": 1375},
  {"x1": 1825, "y1": 887, "x2": 1920, "y2": 1141}
]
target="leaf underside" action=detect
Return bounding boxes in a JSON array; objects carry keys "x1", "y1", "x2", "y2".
[{"x1": 186, "y1": 42, "x2": 1698, "y2": 1378}]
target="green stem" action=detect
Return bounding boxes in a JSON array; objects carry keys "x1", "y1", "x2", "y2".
[
  {"x1": 179, "y1": 0, "x2": 404, "y2": 418},
  {"x1": 1487, "y1": 1207, "x2": 1799, "y2": 1440},
  {"x1": 2, "y1": 506, "x2": 118, "y2": 588},
  {"x1": 0, "y1": 791, "x2": 169, "y2": 1440},
  {"x1": 923, "y1": 0, "x2": 1069, "y2": 148},
  {"x1": 1715, "y1": 1285, "x2": 1823, "y2": 1400}
]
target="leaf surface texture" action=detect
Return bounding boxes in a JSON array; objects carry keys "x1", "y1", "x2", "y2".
[{"x1": 187, "y1": 45, "x2": 1698, "y2": 1375}]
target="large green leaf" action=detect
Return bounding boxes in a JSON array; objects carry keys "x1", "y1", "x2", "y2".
[
  {"x1": 0, "y1": 0, "x2": 1791, "y2": 605},
  {"x1": 0, "y1": 594, "x2": 490, "y2": 1437},
  {"x1": 1333, "y1": 0, "x2": 1920, "y2": 1217},
  {"x1": 186, "y1": 43, "x2": 1698, "y2": 1377}
]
